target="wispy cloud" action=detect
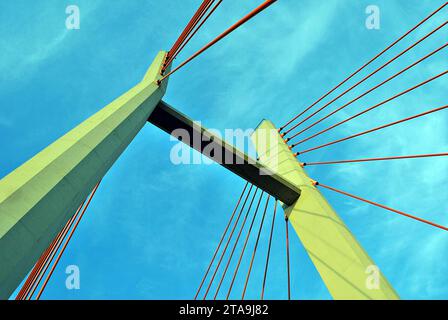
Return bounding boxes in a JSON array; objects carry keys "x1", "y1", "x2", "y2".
[{"x1": 0, "y1": 2, "x2": 102, "y2": 84}]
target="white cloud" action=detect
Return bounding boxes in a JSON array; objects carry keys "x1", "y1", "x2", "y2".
[{"x1": 0, "y1": 3, "x2": 102, "y2": 84}]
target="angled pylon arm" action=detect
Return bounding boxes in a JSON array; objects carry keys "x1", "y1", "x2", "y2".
[
  {"x1": 148, "y1": 101, "x2": 300, "y2": 205},
  {"x1": 251, "y1": 120, "x2": 399, "y2": 300},
  {"x1": 0, "y1": 51, "x2": 169, "y2": 299}
]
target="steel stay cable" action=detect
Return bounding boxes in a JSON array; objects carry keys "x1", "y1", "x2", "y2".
[
  {"x1": 158, "y1": 0, "x2": 278, "y2": 84},
  {"x1": 35, "y1": 182, "x2": 101, "y2": 300},
  {"x1": 202, "y1": 184, "x2": 255, "y2": 300},
  {"x1": 194, "y1": 182, "x2": 249, "y2": 300},
  {"x1": 297, "y1": 105, "x2": 448, "y2": 155},
  {"x1": 168, "y1": 0, "x2": 212, "y2": 60},
  {"x1": 291, "y1": 70, "x2": 448, "y2": 153},
  {"x1": 241, "y1": 195, "x2": 271, "y2": 300},
  {"x1": 303, "y1": 153, "x2": 448, "y2": 166},
  {"x1": 287, "y1": 41, "x2": 448, "y2": 143},
  {"x1": 225, "y1": 192, "x2": 265, "y2": 299},
  {"x1": 283, "y1": 20, "x2": 448, "y2": 138},
  {"x1": 315, "y1": 181, "x2": 448, "y2": 232},
  {"x1": 22, "y1": 199, "x2": 87, "y2": 300},
  {"x1": 279, "y1": 2, "x2": 448, "y2": 132},
  {"x1": 285, "y1": 217, "x2": 291, "y2": 300},
  {"x1": 16, "y1": 229, "x2": 65, "y2": 299},
  {"x1": 213, "y1": 188, "x2": 260, "y2": 300},
  {"x1": 16, "y1": 200, "x2": 84, "y2": 300},
  {"x1": 260, "y1": 200, "x2": 277, "y2": 300},
  {"x1": 165, "y1": 0, "x2": 222, "y2": 69}
]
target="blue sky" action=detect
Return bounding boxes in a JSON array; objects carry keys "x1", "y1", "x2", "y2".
[{"x1": 1, "y1": 0, "x2": 447, "y2": 299}]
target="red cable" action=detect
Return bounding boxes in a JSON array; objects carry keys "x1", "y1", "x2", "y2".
[
  {"x1": 261, "y1": 200, "x2": 277, "y2": 300},
  {"x1": 194, "y1": 182, "x2": 249, "y2": 300},
  {"x1": 165, "y1": 0, "x2": 215, "y2": 70},
  {"x1": 20, "y1": 199, "x2": 86, "y2": 300},
  {"x1": 303, "y1": 153, "x2": 448, "y2": 166},
  {"x1": 292, "y1": 70, "x2": 448, "y2": 152},
  {"x1": 288, "y1": 41, "x2": 448, "y2": 142},
  {"x1": 316, "y1": 182, "x2": 448, "y2": 232},
  {"x1": 297, "y1": 105, "x2": 448, "y2": 154},
  {"x1": 158, "y1": 0, "x2": 278, "y2": 84},
  {"x1": 241, "y1": 195, "x2": 271, "y2": 300},
  {"x1": 285, "y1": 218, "x2": 291, "y2": 300},
  {"x1": 213, "y1": 188, "x2": 260, "y2": 300},
  {"x1": 26, "y1": 214, "x2": 78, "y2": 299},
  {"x1": 226, "y1": 192, "x2": 264, "y2": 300},
  {"x1": 165, "y1": 0, "x2": 222, "y2": 69},
  {"x1": 168, "y1": 0, "x2": 212, "y2": 60},
  {"x1": 279, "y1": 2, "x2": 448, "y2": 133},
  {"x1": 16, "y1": 213, "x2": 72, "y2": 299},
  {"x1": 202, "y1": 185, "x2": 255, "y2": 300},
  {"x1": 16, "y1": 233, "x2": 61, "y2": 299},
  {"x1": 165, "y1": 0, "x2": 215, "y2": 68},
  {"x1": 283, "y1": 20, "x2": 448, "y2": 137},
  {"x1": 35, "y1": 182, "x2": 101, "y2": 300}
]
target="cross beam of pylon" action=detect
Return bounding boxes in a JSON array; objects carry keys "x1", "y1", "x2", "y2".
[{"x1": 148, "y1": 101, "x2": 300, "y2": 205}]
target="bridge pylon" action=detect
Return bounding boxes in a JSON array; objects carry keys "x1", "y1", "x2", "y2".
[
  {"x1": 0, "y1": 51, "x2": 168, "y2": 299},
  {"x1": 252, "y1": 120, "x2": 399, "y2": 300}
]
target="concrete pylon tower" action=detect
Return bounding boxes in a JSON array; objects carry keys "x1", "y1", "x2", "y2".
[
  {"x1": 252, "y1": 120, "x2": 399, "y2": 299},
  {"x1": 0, "y1": 52, "x2": 169, "y2": 299}
]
